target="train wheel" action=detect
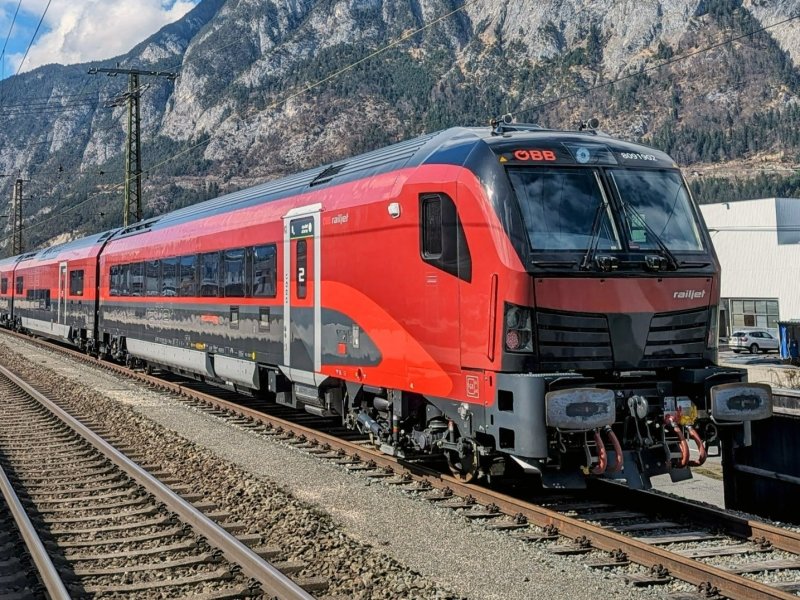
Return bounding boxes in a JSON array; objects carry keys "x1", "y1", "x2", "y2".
[{"x1": 446, "y1": 437, "x2": 479, "y2": 482}]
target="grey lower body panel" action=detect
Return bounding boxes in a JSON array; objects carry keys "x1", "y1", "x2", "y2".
[{"x1": 487, "y1": 373, "x2": 548, "y2": 459}]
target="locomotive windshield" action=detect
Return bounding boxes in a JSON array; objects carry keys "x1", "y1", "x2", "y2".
[
  {"x1": 608, "y1": 169, "x2": 703, "y2": 252},
  {"x1": 507, "y1": 167, "x2": 704, "y2": 254},
  {"x1": 507, "y1": 168, "x2": 621, "y2": 251}
]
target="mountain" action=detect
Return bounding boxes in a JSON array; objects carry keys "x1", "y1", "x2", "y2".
[{"x1": 1, "y1": 0, "x2": 799, "y2": 250}]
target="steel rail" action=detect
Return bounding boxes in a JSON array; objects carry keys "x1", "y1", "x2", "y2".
[
  {"x1": 72, "y1": 356, "x2": 798, "y2": 600},
  {"x1": 183, "y1": 393, "x2": 800, "y2": 600},
  {"x1": 4, "y1": 330, "x2": 800, "y2": 599},
  {"x1": 0, "y1": 462, "x2": 71, "y2": 599},
  {"x1": 596, "y1": 483, "x2": 800, "y2": 556},
  {"x1": 0, "y1": 364, "x2": 314, "y2": 600}
]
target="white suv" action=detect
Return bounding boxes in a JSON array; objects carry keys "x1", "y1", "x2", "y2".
[{"x1": 729, "y1": 329, "x2": 779, "y2": 354}]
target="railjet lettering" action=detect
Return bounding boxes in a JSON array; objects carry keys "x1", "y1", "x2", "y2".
[{"x1": 673, "y1": 290, "x2": 706, "y2": 300}]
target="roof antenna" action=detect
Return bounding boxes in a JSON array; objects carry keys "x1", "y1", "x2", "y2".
[
  {"x1": 490, "y1": 113, "x2": 513, "y2": 135},
  {"x1": 577, "y1": 117, "x2": 600, "y2": 132}
]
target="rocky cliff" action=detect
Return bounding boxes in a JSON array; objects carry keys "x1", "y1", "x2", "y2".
[{"x1": 0, "y1": 0, "x2": 798, "y2": 249}]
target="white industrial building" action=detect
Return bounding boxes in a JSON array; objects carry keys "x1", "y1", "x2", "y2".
[{"x1": 699, "y1": 197, "x2": 800, "y2": 338}]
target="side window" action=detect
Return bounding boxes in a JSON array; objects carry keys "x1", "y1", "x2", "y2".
[
  {"x1": 145, "y1": 260, "x2": 160, "y2": 296},
  {"x1": 179, "y1": 255, "x2": 197, "y2": 297},
  {"x1": 161, "y1": 258, "x2": 178, "y2": 297},
  {"x1": 120, "y1": 264, "x2": 131, "y2": 296},
  {"x1": 15, "y1": 276, "x2": 22, "y2": 295},
  {"x1": 200, "y1": 252, "x2": 220, "y2": 297},
  {"x1": 110, "y1": 266, "x2": 119, "y2": 296},
  {"x1": 129, "y1": 263, "x2": 144, "y2": 296},
  {"x1": 69, "y1": 270, "x2": 84, "y2": 296},
  {"x1": 252, "y1": 245, "x2": 277, "y2": 298},
  {"x1": 1, "y1": 278, "x2": 7, "y2": 294},
  {"x1": 419, "y1": 193, "x2": 472, "y2": 282},
  {"x1": 421, "y1": 196, "x2": 443, "y2": 257},
  {"x1": 223, "y1": 248, "x2": 246, "y2": 298}
]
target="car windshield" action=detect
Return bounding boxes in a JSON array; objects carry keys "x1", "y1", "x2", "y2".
[
  {"x1": 507, "y1": 168, "x2": 620, "y2": 251},
  {"x1": 731, "y1": 332, "x2": 747, "y2": 337},
  {"x1": 607, "y1": 169, "x2": 704, "y2": 252}
]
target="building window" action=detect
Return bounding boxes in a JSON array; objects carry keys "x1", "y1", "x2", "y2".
[
  {"x1": 730, "y1": 298, "x2": 779, "y2": 329},
  {"x1": 69, "y1": 270, "x2": 84, "y2": 296}
]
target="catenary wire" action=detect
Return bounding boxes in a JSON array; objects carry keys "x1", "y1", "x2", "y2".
[
  {"x1": 16, "y1": 3, "x2": 800, "y2": 237},
  {"x1": 0, "y1": 0, "x2": 23, "y2": 80},
  {"x1": 13, "y1": 0, "x2": 51, "y2": 77},
  {"x1": 19, "y1": 0, "x2": 481, "y2": 235}
]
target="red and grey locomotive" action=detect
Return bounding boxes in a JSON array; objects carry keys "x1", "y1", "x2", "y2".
[{"x1": 0, "y1": 122, "x2": 772, "y2": 488}]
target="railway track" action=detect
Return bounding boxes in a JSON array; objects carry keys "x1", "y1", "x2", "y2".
[
  {"x1": 0, "y1": 464, "x2": 54, "y2": 598},
  {"x1": 4, "y1": 329, "x2": 800, "y2": 599},
  {"x1": 0, "y1": 362, "x2": 317, "y2": 600}
]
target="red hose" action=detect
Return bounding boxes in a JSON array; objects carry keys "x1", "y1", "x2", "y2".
[
  {"x1": 603, "y1": 427, "x2": 624, "y2": 473},
  {"x1": 666, "y1": 417, "x2": 690, "y2": 468},
  {"x1": 591, "y1": 430, "x2": 607, "y2": 475},
  {"x1": 686, "y1": 425, "x2": 708, "y2": 467}
]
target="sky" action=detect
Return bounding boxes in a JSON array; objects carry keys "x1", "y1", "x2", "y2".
[{"x1": 0, "y1": 0, "x2": 199, "y2": 79}]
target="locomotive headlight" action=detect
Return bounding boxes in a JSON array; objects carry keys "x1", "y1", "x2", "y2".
[{"x1": 504, "y1": 303, "x2": 533, "y2": 353}]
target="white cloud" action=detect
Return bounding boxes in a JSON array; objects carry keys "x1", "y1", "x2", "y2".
[{"x1": 5, "y1": 0, "x2": 198, "y2": 73}]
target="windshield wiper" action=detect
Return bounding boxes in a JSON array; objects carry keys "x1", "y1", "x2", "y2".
[
  {"x1": 580, "y1": 199, "x2": 609, "y2": 271},
  {"x1": 618, "y1": 199, "x2": 679, "y2": 271}
]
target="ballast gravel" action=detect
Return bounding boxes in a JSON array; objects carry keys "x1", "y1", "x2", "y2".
[{"x1": 0, "y1": 337, "x2": 694, "y2": 600}]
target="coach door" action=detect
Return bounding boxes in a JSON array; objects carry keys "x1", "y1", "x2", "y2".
[
  {"x1": 58, "y1": 262, "x2": 67, "y2": 324},
  {"x1": 283, "y1": 204, "x2": 322, "y2": 377}
]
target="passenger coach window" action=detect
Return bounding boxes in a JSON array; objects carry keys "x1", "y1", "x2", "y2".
[
  {"x1": 69, "y1": 270, "x2": 84, "y2": 296},
  {"x1": 1, "y1": 278, "x2": 7, "y2": 294},
  {"x1": 145, "y1": 261, "x2": 160, "y2": 296},
  {"x1": 223, "y1": 249, "x2": 246, "y2": 297},
  {"x1": 161, "y1": 258, "x2": 177, "y2": 297},
  {"x1": 179, "y1": 255, "x2": 197, "y2": 297},
  {"x1": 110, "y1": 266, "x2": 120, "y2": 296},
  {"x1": 200, "y1": 252, "x2": 220, "y2": 297},
  {"x1": 15, "y1": 276, "x2": 22, "y2": 295},
  {"x1": 252, "y1": 245, "x2": 277, "y2": 297},
  {"x1": 119, "y1": 264, "x2": 131, "y2": 296},
  {"x1": 129, "y1": 263, "x2": 143, "y2": 296}
]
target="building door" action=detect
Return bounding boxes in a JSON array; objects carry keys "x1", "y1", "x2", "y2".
[{"x1": 283, "y1": 205, "x2": 321, "y2": 375}]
